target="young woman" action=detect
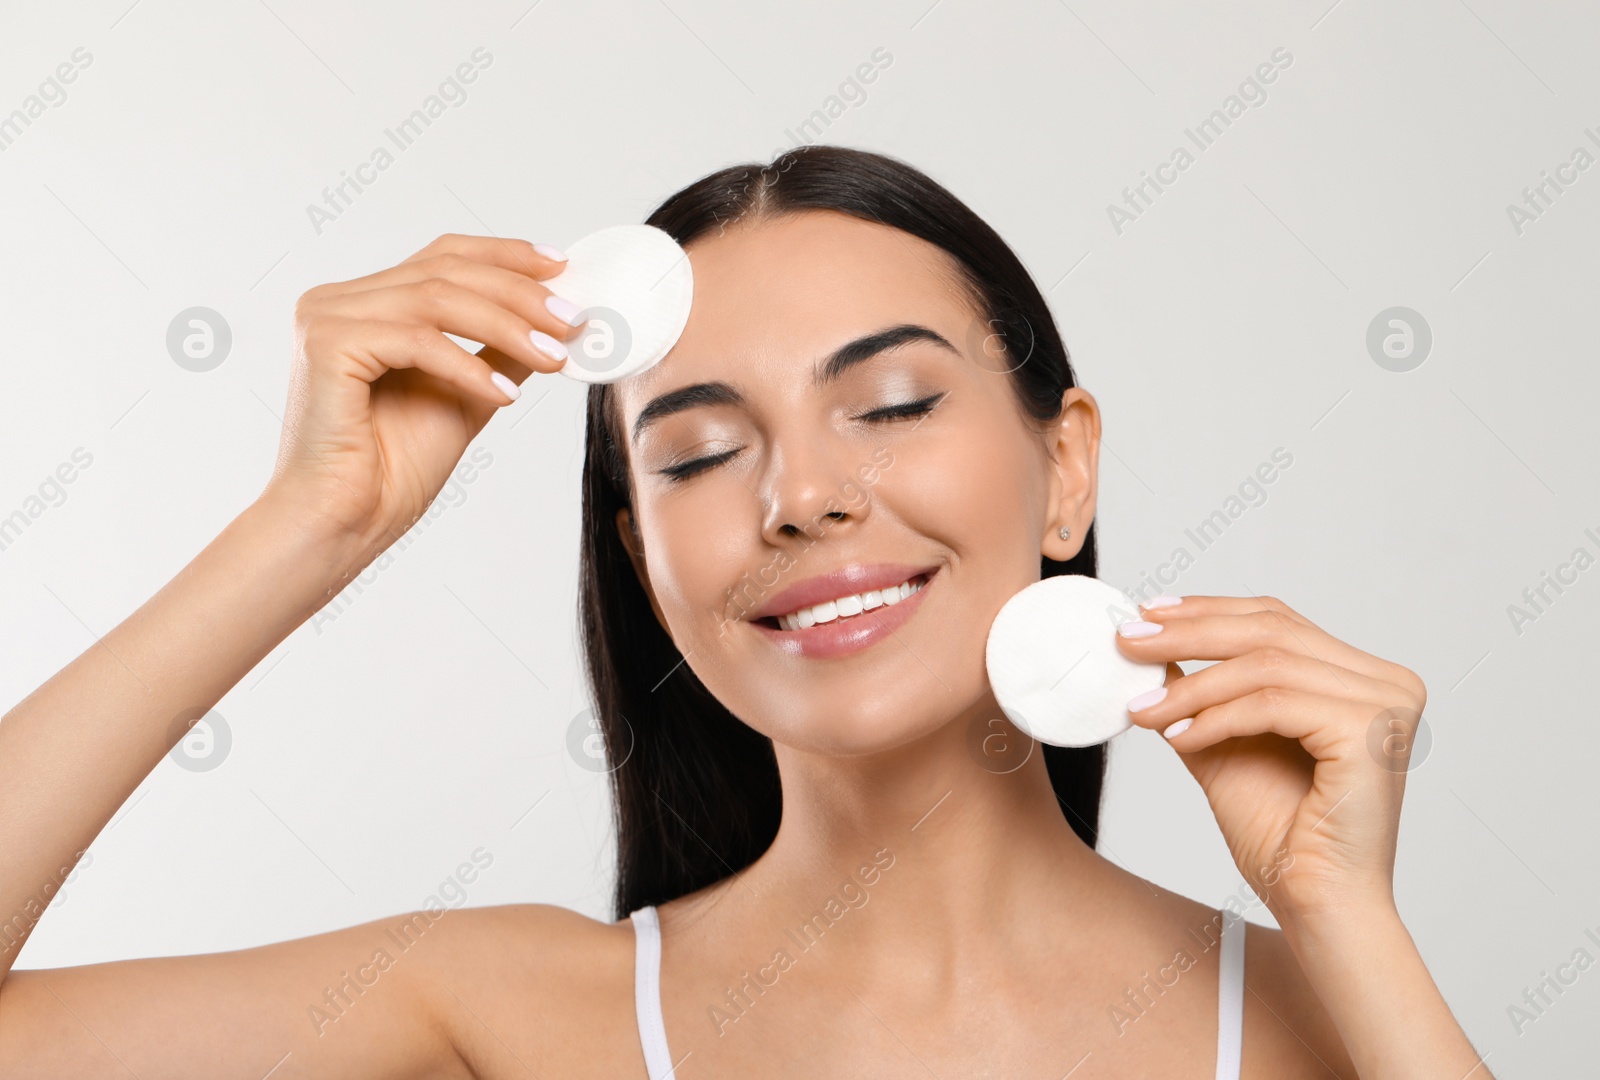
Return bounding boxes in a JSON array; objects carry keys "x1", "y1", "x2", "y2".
[{"x1": 0, "y1": 146, "x2": 1486, "y2": 1078}]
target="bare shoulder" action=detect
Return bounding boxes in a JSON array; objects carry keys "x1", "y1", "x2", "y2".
[
  {"x1": 1239, "y1": 921, "x2": 1358, "y2": 1080},
  {"x1": 402, "y1": 902, "x2": 645, "y2": 1078},
  {"x1": 0, "y1": 902, "x2": 641, "y2": 1079},
  {"x1": 1127, "y1": 879, "x2": 1357, "y2": 1080}
]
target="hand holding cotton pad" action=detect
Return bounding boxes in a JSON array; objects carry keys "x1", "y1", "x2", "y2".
[
  {"x1": 542, "y1": 223, "x2": 694, "y2": 384},
  {"x1": 984, "y1": 575, "x2": 1168, "y2": 747}
]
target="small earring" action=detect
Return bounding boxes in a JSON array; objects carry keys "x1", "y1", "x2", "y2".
[{"x1": 1058, "y1": 526, "x2": 1072, "y2": 542}]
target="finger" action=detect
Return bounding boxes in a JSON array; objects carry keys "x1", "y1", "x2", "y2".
[
  {"x1": 400, "y1": 233, "x2": 568, "y2": 278},
  {"x1": 311, "y1": 235, "x2": 567, "y2": 301},
  {"x1": 1137, "y1": 593, "x2": 1313, "y2": 627},
  {"x1": 318, "y1": 315, "x2": 521, "y2": 407},
  {"x1": 1158, "y1": 687, "x2": 1373, "y2": 761},
  {"x1": 335, "y1": 255, "x2": 585, "y2": 343},
  {"x1": 1124, "y1": 648, "x2": 1399, "y2": 732},
  {"x1": 1116, "y1": 601, "x2": 1421, "y2": 701},
  {"x1": 322, "y1": 279, "x2": 569, "y2": 376}
]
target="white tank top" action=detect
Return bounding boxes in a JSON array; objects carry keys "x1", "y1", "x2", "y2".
[{"x1": 629, "y1": 903, "x2": 1246, "y2": 1078}]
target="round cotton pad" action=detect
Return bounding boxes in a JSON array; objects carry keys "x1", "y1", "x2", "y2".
[
  {"x1": 984, "y1": 575, "x2": 1168, "y2": 748},
  {"x1": 543, "y1": 223, "x2": 693, "y2": 384}
]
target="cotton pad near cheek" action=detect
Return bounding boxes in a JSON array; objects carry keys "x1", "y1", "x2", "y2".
[
  {"x1": 984, "y1": 575, "x2": 1169, "y2": 748},
  {"x1": 542, "y1": 223, "x2": 694, "y2": 384}
]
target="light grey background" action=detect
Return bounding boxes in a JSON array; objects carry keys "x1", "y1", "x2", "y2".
[{"x1": 2, "y1": 0, "x2": 1595, "y2": 1074}]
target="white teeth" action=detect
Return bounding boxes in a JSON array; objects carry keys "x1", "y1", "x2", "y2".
[{"x1": 776, "y1": 576, "x2": 925, "y2": 631}]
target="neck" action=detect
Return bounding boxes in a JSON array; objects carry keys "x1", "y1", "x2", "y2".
[{"x1": 735, "y1": 702, "x2": 1121, "y2": 970}]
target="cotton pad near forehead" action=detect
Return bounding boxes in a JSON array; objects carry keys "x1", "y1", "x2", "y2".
[
  {"x1": 543, "y1": 223, "x2": 693, "y2": 384},
  {"x1": 984, "y1": 575, "x2": 1168, "y2": 748}
]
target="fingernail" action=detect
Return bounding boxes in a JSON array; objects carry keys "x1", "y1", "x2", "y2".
[
  {"x1": 530, "y1": 329, "x2": 569, "y2": 362},
  {"x1": 1127, "y1": 686, "x2": 1168, "y2": 712},
  {"x1": 490, "y1": 371, "x2": 521, "y2": 402},
  {"x1": 533, "y1": 242, "x2": 567, "y2": 262},
  {"x1": 1117, "y1": 620, "x2": 1164, "y2": 638},
  {"x1": 1141, "y1": 595, "x2": 1182, "y2": 609},
  {"x1": 545, "y1": 294, "x2": 584, "y2": 328},
  {"x1": 1162, "y1": 717, "x2": 1193, "y2": 739}
]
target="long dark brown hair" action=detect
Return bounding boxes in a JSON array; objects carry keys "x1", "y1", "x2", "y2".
[{"x1": 579, "y1": 145, "x2": 1103, "y2": 920}]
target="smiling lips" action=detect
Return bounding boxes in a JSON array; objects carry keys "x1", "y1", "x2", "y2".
[
  {"x1": 747, "y1": 564, "x2": 936, "y2": 659},
  {"x1": 772, "y1": 575, "x2": 927, "y2": 631}
]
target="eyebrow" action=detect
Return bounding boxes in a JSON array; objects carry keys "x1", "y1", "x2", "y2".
[{"x1": 630, "y1": 323, "x2": 959, "y2": 446}]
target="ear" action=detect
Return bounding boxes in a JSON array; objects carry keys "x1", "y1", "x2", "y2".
[
  {"x1": 1040, "y1": 387, "x2": 1101, "y2": 561},
  {"x1": 615, "y1": 507, "x2": 672, "y2": 635}
]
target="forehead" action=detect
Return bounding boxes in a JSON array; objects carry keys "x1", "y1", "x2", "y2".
[{"x1": 615, "y1": 209, "x2": 976, "y2": 409}]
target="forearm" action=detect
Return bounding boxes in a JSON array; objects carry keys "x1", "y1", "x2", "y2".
[
  {"x1": 0, "y1": 490, "x2": 362, "y2": 979},
  {"x1": 1283, "y1": 902, "x2": 1491, "y2": 1080}
]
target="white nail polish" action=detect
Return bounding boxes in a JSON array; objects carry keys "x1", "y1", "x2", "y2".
[
  {"x1": 1163, "y1": 717, "x2": 1193, "y2": 739},
  {"x1": 545, "y1": 293, "x2": 584, "y2": 327},
  {"x1": 1117, "y1": 620, "x2": 1163, "y2": 638},
  {"x1": 490, "y1": 371, "x2": 520, "y2": 402},
  {"x1": 533, "y1": 242, "x2": 567, "y2": 262},
  {"x1": 530, "y1": 329, "x2": 569, "y2": 362},
  {"x1": 1141, "y1": 595, "x2": 1182, "y2": 609},
  {"x1": 1127, "y1": 686, "x2": 1168, "y2": 712}
]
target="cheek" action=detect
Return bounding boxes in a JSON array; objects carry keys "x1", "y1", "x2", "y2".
[
  {"x1": 881, "y1": 414, "x2": 1047, "y2": 570},
  {"x1": 638, "y1": 489, "x2": 760, "y2": 639}
]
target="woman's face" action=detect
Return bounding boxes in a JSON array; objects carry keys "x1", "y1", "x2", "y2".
[{"x1": 614, "y1": 208, "x2": 1099, "y2": 756}]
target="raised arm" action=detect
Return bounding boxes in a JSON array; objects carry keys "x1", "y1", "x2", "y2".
[
  {"x1": 0, "y1": 234, "x2": 582, "y2": 1076},
  {"x1": 1115, "y1": 593, "x2": 1490, "y2": 1079}
]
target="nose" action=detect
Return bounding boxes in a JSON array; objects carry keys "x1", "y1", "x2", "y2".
[{"x1": 759, "y1": 431, "x2": 872, "y2": 546}]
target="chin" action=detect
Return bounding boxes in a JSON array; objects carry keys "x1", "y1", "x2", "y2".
[{"x1": 731, "y1": 675, "x2": 987, "y2": 759}]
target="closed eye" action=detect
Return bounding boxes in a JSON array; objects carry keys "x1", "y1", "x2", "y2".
[
  {"x1": 859, "y1": 391, "x2": 946, "y2": 424},
  {"x1": 656, "y1": 393, "x2": 946, "y2": 484},
  {"x1": 658, "y1": 447, "x2": 741, "y2": 483}
]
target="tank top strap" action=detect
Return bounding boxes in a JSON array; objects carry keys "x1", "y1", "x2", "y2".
[
  {"x1": 1215, "y1": 907, "x2": 1247, "y2": 1080},
  {"x1": 629, "y1": 905, "x2": 678, "y2": 1080}
]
